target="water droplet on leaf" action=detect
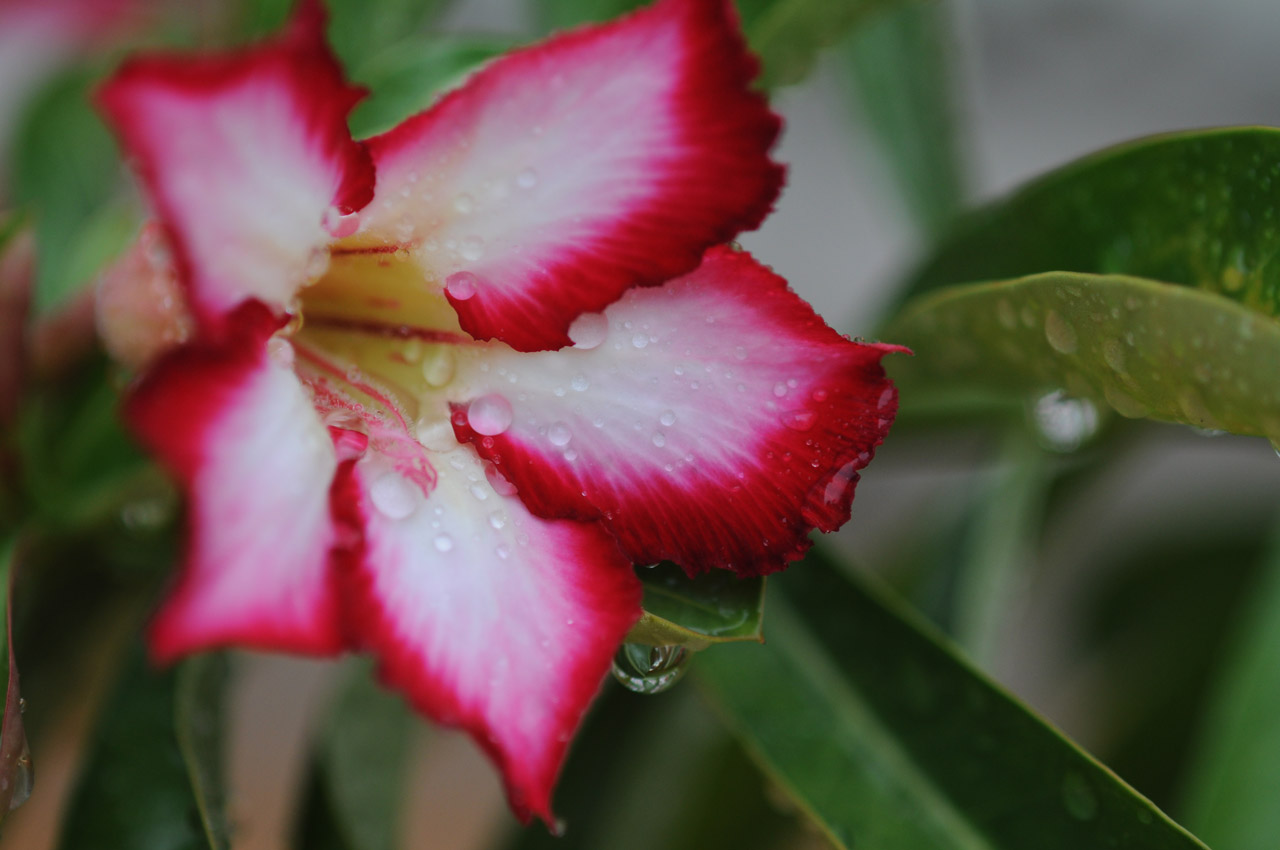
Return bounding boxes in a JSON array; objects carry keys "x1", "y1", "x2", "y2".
[
  {"x1": 611, "y1": 644, "x2": 690, "y2": 694},
  {"x1": 1044, "y1": 309, "x2": 1079, "y2": 355}
]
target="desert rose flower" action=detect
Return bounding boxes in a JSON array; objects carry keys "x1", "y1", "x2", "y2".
[{"x1": 94, "y1": 0, "x2": 904, "y2": 822}]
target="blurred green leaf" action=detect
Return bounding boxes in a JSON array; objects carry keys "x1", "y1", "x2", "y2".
[
  {"x1": 10, "y1": 68, "x2": 133, "y2": 316},
  {"x1": 326, "y1": 0, "x2": 455, "y2": 69},
  {"x1": 904, "y1": 127, "x2": 1280, "y2": 301},
  {"x1": 1179, "y1": 521, "x2": 1280, "y2": 849},
  {"x1": 883, "y1": 271, "x2": 1280, "y2": 439},
  {"x1": 697, "y1": 553, "x2": 1207, "y2": 850},
  {"x1": 0, "y1": 537, "x2": 31, "y2": 820},
  {"x1": 295, "y1": 660, "x2": 416, "y2": 850},
  {"x1": 347, "y1": 38, "x2": 513, "y2": 139},
  {"x1": 57, "y1": 648, "x2": 231, "y2": 850},
  {"x1": 844, "y1": 1, "x2": 967, "y2": 236},
  {"x1": 627, "y1": 562, "x2": 765, "y2": 648}
]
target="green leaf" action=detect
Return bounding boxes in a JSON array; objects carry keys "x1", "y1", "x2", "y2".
[
  {"x1": 326, "y1": 0, "x2": 455, "y2": 70},
  {"x1": 0, "y1": 537, "x2": 31, "y2": 820},
  {"x1": 296, "y1": 660, "x2": 417, "y2": 850},
  {"x1": 347, "y1": 38, "x2": 514, "y2": 139},
  {"x1": 57, "y1": 648, "x2": 231, "y2": 850},
  {"x1": 843, "y1": 1, "x2": 967, "y2": 236},
  {"x1": 905, "y1": 127, "x2": 1280, "y2": 301},
  {"x1": 1179, "y1": 521, "x2": 1280, "y2": 849},
  {"x1": 697, "y1": 553, "x2": 1207, "y2": 850},
  {"x1": 626, "y1": 563, "x2": 764, "y2": 648},
  {"x1": 882, "y1": 271, "x2": 1280, "y2": 438},
  {"x1": 10, "y1": 68, "x2": 134, "y2": 315}
]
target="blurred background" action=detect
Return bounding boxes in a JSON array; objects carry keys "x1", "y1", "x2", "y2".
[{"x1": 5, "y1": 0, "x2": 1280, "y2": 847}]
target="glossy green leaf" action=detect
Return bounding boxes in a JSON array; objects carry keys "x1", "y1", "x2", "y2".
[
  {"x1": 300, "y1": 660, "x2": 417, "y2": 850},
  {"x1": 57, "y1": 648, "x2": 231, "y2": 850},
  {"x1": 10, "y1": 68, "x2": 134, "y2": 315},
  {"x1": 1179, "y1": 521, "x2": 1280, "y2": 849},
  {"x1": 905, "y1": 127, "x2": 1280, "y2": 300},
  {"x1": 0, "y1": 537, "x2": 30, "y2": 820},
  {"x1": 844, "y1": 1, "x2": 967, "y2": 236},
  {"x1": 697, "y1": 553, "x2": 1207, "y2": 850},
  {"x1": 347, "y1": 38, "x2": 513, "y2": 139},
  {"x1": 626, "y1": 563, "x2": 764, "y2": 648},
  {"x1": 883, "y1": 271, "x2": 1280, "y2": 438}
]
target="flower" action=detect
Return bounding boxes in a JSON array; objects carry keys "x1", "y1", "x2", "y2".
[{"x1": 94, "y1": 0, "x2": 904, "y2": 823}]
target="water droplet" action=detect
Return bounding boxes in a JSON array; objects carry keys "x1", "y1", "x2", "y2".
[
  {"x1": 1044, "y1": 310, "x2": 1079, "y2": 355},
  {"x1": 547, "y1": 422, "x2": 572, "y2": 447},
  {"x1": 780, "y1": 410, "x2": 816, "y2": 432},
  {"x1": 651, "y1": 432, "x2": 666, "y2": 447},
  {"x1": 453, "y1": 193, "x2": 475, "y2": 214},
  {"x1": 569, "y1": 312, "x2": 609, "y2": 349},
  {"x1": 433, "y1": 533, "x2": 454, "y2": 552},
  {"x1": 571, "y1": 373, "x2": 590, "y2": 392},
  {"x1": 1101, "y1": 338, "x2": 1126, "y2": 372},
  {"x1": 659, "y1": 410, "x2": 677, "y2": 427},
  {"x1": 370, "y1": 472, "x2": 417, "y2": 519},
  {"x1": 1030, "y1": 390, "x2": 1100, "y2": 452},
  {"x1": 322, "y1": 206, "x2": 360, "y2": 238},
  {"x1": 610, "y1": 644, "x2": 690, "y2": 694},
  {"x1": 414, "y1": 419, "x2": 455, "y2": 451},
  {"x1": 631, "y1": 332, "x2": 650, "y2": 350},
  {"x1": 468, "y1": 394, "x2": 513, "y2": 435},
  {"x1": 773, "y1": 382, "x2": 788, "y2": 398},
  {"x1": 488, "y1": 511, "x2": 506, "y2": 529},
  {"x1": 485, "y1": 464, "x2": 518, "y2": 496},
  {"x1": 421, "y1": 347, "x2": 456, "y2": 388},
  {"x1": 516, "y1": 168, "x2": 538, "y2": 189},
  {"x1": 460, "y1": 236, "x2": 484, "y2": 262},
  {"x1": 996, "y1": 298, "x2": 1018, "y2": 330},
  {"x1": 446, "y1": 271, "x2": 478, "y2": 300},
  {"x1": 1061, "y1": 772, "x2": 1099, "y2": 821}
]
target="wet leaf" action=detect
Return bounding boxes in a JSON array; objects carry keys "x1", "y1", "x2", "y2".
[
  {"x1": 0, "y1": 537, "x2": 31, "y2": 819},
  {"x1": 295, "y1": 660, "x2": 417, "y2": 850},
  {"x1": 905, "y1": 127, "x2": 1280, "y2": 302},
  {"x1": 697, "y1": 552, "x2": 1208, "y2": 850},
  {"x1": 56, "y1": 648, "x2": 231, "y2": 850},
  {"x1": 883, "y1": 271, "x2": 1280, "y2": 439},
  {"x1": 844, "y1": 1, "x2": 967, "y2": 236},
  {"x1": 626, "y1": 563, "x2": 764, "y2": 649},
  {"x1": 1179, "y1": 521, "x2": 1280, "y2": 849}
]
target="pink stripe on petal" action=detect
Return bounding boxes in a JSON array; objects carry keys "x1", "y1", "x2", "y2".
[
  {"x1": 128, "y1": 302, "x2": 345, "y2": 662},
  {"x1": 332, "y1": 445, "x2": 640, "y2": 824},
  {"x1": 360, "y1": 0, "x2": 783, "y2": 351},
  {"x1": 451, "y1": 247, "x2": 907, "y2": 577},
  {"x1": 96, "y1": 1, "x2": 373, "y2": 333}
]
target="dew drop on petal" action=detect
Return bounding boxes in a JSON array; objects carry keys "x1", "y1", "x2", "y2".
[
  {"x1": 631, "y1": 332, "x2": 649, "y2": 350},
  {"x1": 780, "y1": 409, "x2": 817, "y2": 432},
  {"x1": 446, "y1": 271, "x2": 478, "y2": 300},
  {"x1": 773, "y1": 382, "x2": 788, "y2": 398},
  {"x1": 433, "y1": 533, "x2": 454, "y2": 552},
  {"x1": 322, "y1": 206, "x2": 361, "y2": 238},
  {"x1": 468, "y1": 394, "x2": 513, "y2": 435},
  {"x1": 485, "y1": 464, "x2": 518, "y2": 496},
  {"x1": 659, "y1": 410, "x2": 677, "y2": 427},
  {"x1": 571, "y1": 373, "x2": 590, "y2": 392},
  {"x1": 611, "y1": 644, "x2": 690, "y2": 695},
  {"x1": 421, "y1": 347, "x2": 457, "y2": 388},
  {"x1": 548, "y1": 422, "x2": 572, "y2": 447},
  {"x1": 488, "y1": 511, "x2": 506, "y2": 529},
  {"x1": 370, "y1": 472, "x2": 417, "y2": 520},
  {"x1": 569, "y1": 312, "x2": 608, "y2": 349},
  {"x1": 651, "y1": 432, "x2": 666, "y2": 447}
]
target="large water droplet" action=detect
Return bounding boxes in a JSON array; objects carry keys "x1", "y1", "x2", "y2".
[
  {"x1": 1030, "y1": 390, "x2": 1100, "y2": 452},
  {"x1": 569, "y1": 312, "x2": 608, "y2": 350},
  {"x1": 370, "y1": 472, "x2": 417, "y2": 519},
  {"x1": 547, "y1": 422, "x2": 572, "y2": 447},
  {"x1": 1044, "y1": 310, "x2": 1079, "y2": 355},
  {"x1": 610, "y1": 644, "x2": 690, "y2": 694},
  {"x1": 322, "y1": 207, "x2": 361, "y2": 238},
  {"x1": 659, "y1": 410, "x2": 677, "y2": 427},
  {"x1": 446, "y1": 271, "x2": 478, "y2": 300},
  {"x1": 468, "y1": 394, "x2": 513, "y2": 435},
  {"x1": 780, "y1": 409, "x2": 817, "y2": 432},
  {"x1": 421, "y1": 347, "x2": 457, "y2": 388}
]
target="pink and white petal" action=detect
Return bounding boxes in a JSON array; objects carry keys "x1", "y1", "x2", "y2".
[
  {"x1": 450, "y1": 247, "x2": 906, "y2": 577},
  {"x1": 358, "y1": 0, "x2": 783, "y2": 352},
  {"x1": 96, "y1": 1, "x2": 373, "y2": 332},
  {"x1": 332, "y1": 445, "x2": 640, "y2": 823},
  {"x1": 127, "y1": 302, "x2": 345, "y2": 662}
]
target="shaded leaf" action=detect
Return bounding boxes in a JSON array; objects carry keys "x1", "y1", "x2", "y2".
[
  {"x1": 1179, "y1": 521, "x2": 1280, "y2": 849},
  {"x1": 883, "y1": 271, "x2": 1280, "y2": 439},
  {"x1": 57, "y1": 647, "x2": 231, "y2": 850},
  {"x1": 844, "y1": 1, "x2": 967, "y2": 236},
  {"x1": 697, "y1": 552, "x2": 1207, "y2": 850},
  {"x1": 626, "y1": 562, "x2": 764, "y2": 648},
  {"x1": 905, "y1": 127, "x2": 1280, "y2": 301},
  {"x1": 297, "y1": 660, "x2": 416, "y2": 850}
]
